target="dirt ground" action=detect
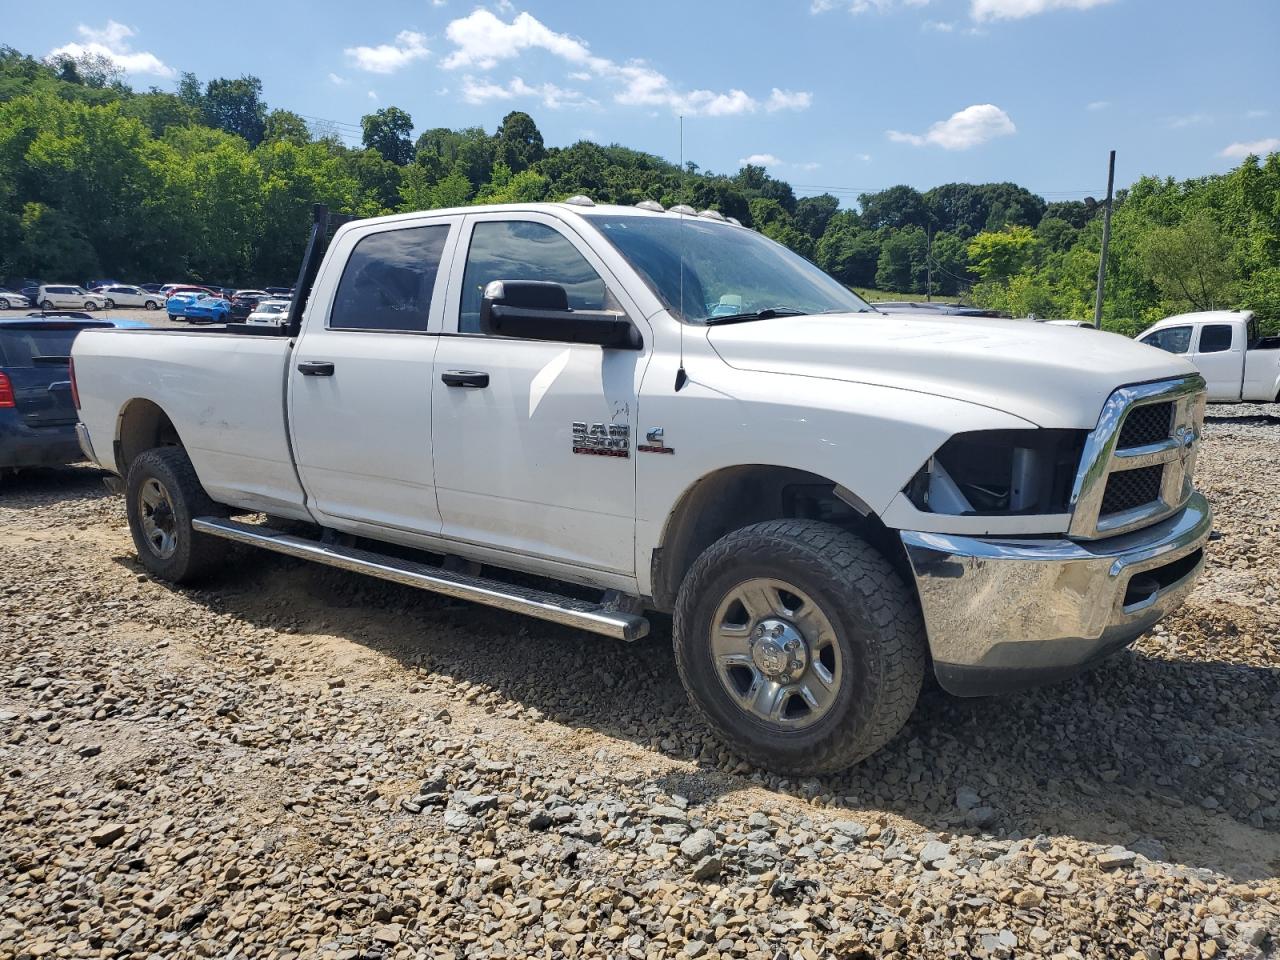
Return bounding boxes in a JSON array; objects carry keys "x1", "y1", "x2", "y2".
[{"x1": 0, "y1": 406, "x2": 1277, "y2": 960}]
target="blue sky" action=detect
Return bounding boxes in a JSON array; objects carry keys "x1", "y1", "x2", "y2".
[{"x1": 13, "y1": 0, "x2": 1279, "y2": 204}]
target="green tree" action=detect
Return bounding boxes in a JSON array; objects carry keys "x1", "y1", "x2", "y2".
[
  {"x1": 967, "y1": 226, "x2": 1037, "y2": 282},
  {"x1": 361, "y1": 106, "x2": 414, "y2": 166},
  {"x1": 858, "y1": 185, "x2": 929, "y2": 230},
  {"x1": 795, "y1": 193, "x2": 840, "y2": 240},
  {"x1": 1137, "y1": 213, "x2": 1237, "y2": 312},
  {"x1": 815, "y1": 212, "x2": 879, "y2": 287},
  {"x1": 202, "y1": 76, "x2": 267, "y2": 146},
  {"x1": 493, "y1": 111, "x2": 545, "y2": 173},
  {"x1": 264, "y1": 109, "x2": 311, "y2": 146},
  {"x1": 875, "y1": 226, "x2": 929, "y2": 292},
  {"x1": 15, "y1": 201, "x2": 100, "y2": 277}
]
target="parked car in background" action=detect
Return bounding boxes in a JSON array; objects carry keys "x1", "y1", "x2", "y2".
[
  {"x1": 1, "y1": 317, "x2": 141, "y2": 472},
  {"x1": 94, "y1": 284, "x2": 165, "y2": 310},
  {"x1": 263, "y1": 286, "x2": 293, "y2": 297},
  {"x1": 23, "y1": 311, "x2": 149, "y2": 329},
  {"x1": 160, "y1": 284, "x2": 215, "y2": 297},
  {"x1": 0, "y1": 288, "x2": 33, "y2": 310},
  {"x1": 19, "y1": 286, "x2": 40, "y2": 302},
  {"x1": 1137, "y1": 310, "x2": 1280, "y2": 403},
  {"x1": 85, "y1": 279, "x2": 123, "y2": 291},
  {"x1": 230, "y1": 289, "x2": 269, "y2": 319},
  {"x1": 139, "y1": 283, "x2": 165, "y2": 293},
  {"x1": 1037, "y1": 319, "x2": 1095, "y2": 328},
  {"x1": 244, "y1": 298, "x2": 290, "y2": 326},
  {"x1": 167, "y1": 293, "x2": 231, "y2": 324},
  {"x1": 37, "y1": 285, "x2": 107, "y2": 311}
]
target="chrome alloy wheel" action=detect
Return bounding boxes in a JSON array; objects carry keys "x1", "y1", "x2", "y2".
[
  {"x1": 138, "y1": 477, "x2": 178, "y2": 559},
  {"x1": 710, "y1": 578, "x2": 842, "y2": 728}
]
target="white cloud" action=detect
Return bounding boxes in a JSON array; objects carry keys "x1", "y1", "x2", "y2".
[
  {"x1": 812, "y1": 0, "x2": 931, "y2": 12},
  {"x1": 923, "y1": 19, "x2": 955, "y2": 30},
  {"x1": 765, "y1": 88, "x2": 812, "y2": 112},
  {"x1": 1219, "y1": 138, "x2": 1280, "y2": 159},
  {"x1": 461, "y1": 75, "x2": 595, "y2": 109},
  {"x1": 345, "y1": 30, "x2": 429, "y2": 74},
  {"x1": 47, "y1": 20, "x2": 174, "y2": 79},
  {"x1": 887, "y1": 103, "x2": 1015, "y2": 149},
  {"x1": 856, "y1": 152, "x2": 873, "y2": 162},
  {"x1": 1168, "y1": 112, "x2": 1210, "y2": 129},
  {"x1": 1245, "y1": 109, "x2": 1270, "y2": 119},
  {"x1": 740, "y1": 153, "x2": 783, "y2": 167},
  {"x1": 440, "y1": 9, "x2": 812, "y2": 117},
  {"x1": 971, "y1": 0, "x2": 1112, "y2": 18},
  {"x1": 1087, "y1": 100, "x2": 1109, "y2": 111},
  {"x1": 327, "y1": 72, "x2": 346, "y2": 85}
]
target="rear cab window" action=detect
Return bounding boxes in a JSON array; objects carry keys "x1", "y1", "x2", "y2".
[
  {"x1": 0, "y1": 326, "x2": 85, "y2": 367},
  {"x1": 329, "y1": 224, "x2": 450, "y2": 333},
  {"x1": 1196, "y1": 324, "x2": 1234, "y2": 353}
]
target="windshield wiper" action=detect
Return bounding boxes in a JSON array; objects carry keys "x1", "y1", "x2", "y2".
[{"x1": 702, "y1": 307, "x2": 808, "y2": 326}]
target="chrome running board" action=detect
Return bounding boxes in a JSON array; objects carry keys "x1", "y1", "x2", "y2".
[{"x1": 191, "y1": 517, "x2": 650, "y2": 642}]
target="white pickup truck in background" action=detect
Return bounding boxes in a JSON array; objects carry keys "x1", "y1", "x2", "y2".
[
  {"x1": 1138, "y1": 310, "x2": 1280, "y2": 403},
  {"x1": 71, "y1": 201, "x2": 1213, "y2": 773}
]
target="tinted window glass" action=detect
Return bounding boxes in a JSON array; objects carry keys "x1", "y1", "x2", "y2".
[
  {"x1": 330, "y1": 224, "x2": 449, "y2": 332},
  {"x1": 1198, "y1": 324, "x2": 1232, "y2": 353},
  {"x1": 1141, "y1": 326, "x2": 1192, "y2": 354},
  {"x1": 459, "y1": 221, "x2": 606, "y2": 334},
  {"x1": 0, "y1": 327, "x2": 84, "y2": 366}
]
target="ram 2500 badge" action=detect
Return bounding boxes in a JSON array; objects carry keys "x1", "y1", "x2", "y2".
[{"x1": 71, "y1": 200, "x2": 1212, "y2": 773}]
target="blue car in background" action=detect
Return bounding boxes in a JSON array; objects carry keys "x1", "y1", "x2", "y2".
[
  {"x1": 166, "y1": 292, "x2": 231, "y2": 323},
  {"x1": 1, "y1": 317, "x2": 136, "y2": 472}
]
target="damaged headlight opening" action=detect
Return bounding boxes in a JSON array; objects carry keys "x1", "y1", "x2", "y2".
[{"x1": 906, "y1": 429, "x2": 1088, "y2": 516}]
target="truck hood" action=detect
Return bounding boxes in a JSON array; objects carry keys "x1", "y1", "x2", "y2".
[{"x1": 706, "y1": 313, "x2": 1197, "y2": 428}]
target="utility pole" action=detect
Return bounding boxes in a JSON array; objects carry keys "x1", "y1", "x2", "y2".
[
  {"x1": 1093, "y1": 149, "x2": 1116, "y2": 329},
  {"x1": 925, "y1": 225, "x2": 933, "y2": 302}
]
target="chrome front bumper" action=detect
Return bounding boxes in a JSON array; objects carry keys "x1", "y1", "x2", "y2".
[{"x1": 901, "y1": 492, "x2": 1212, "y2": 697}]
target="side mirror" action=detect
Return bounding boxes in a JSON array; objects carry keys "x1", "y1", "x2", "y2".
[{"x1": 479, "y1": 280, "x2": 640, "y2": 350}]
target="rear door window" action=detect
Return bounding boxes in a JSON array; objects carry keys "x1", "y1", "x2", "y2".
[
  {"x1": 1197, "y1": 324, "x2": 1233, "y2": 353},
  {"x1": 329, "y1": 224, "x2": 450, "y2": 333},
  {"x1": 1140, "y1": 326, "x2": 1192, "y2": 354}
]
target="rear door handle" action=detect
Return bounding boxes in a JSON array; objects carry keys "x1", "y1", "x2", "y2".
[
  {"x1": 297, "y1": 360, "x2": 335, "y2": 376},
  {"x1": 441, "y1": 370, "x2": 489, "y2": 388}
]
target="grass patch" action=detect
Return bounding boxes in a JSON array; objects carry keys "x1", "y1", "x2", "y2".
[{"x1": 854, "y1": 288, "x2": 961, "y2": 304}]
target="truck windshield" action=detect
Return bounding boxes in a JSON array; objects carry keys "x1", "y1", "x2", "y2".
[{"x1": 584, "y1": 214, "x2": 873, "y2": 323}]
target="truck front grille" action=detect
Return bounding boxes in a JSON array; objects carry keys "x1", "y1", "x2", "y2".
[
  {"x1": 1117, "y1": 401, "x2": 1173, "y2": 449},
  {"x1": 1100, "y1": 464, "x2": 1164, "y2": 516},
  {"x1": 1068, "y1": 378, "x2": 1206, "y2": 540}
]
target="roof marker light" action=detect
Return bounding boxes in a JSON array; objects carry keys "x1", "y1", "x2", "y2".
[
  {"x1": 564, "y1": 195, "x2": 595, "y2": 207},
  {"x1": 668, "y1": 204, "x2": 696, "y2": 216},
  {"x1": 727, "y1": 217, "x2": 743, "y2": 226},
  {"x1": 698, "y1": 209, "x2": 726, "y2": 221},
  {"x1": 635, "y1": 200, "x2": 665, "y2": 212}
]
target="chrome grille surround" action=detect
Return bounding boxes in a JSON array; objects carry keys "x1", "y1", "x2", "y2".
[{"x1": 1068, "y1": 375, "x2": 1207, "y2": 540}]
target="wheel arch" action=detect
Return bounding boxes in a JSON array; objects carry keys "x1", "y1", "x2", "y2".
[
  {"x1": 649, "y1": 464, "x2": 912, "y2": 613},
  {"x1": 114, "y1": 398, "x2": 186, "y2": 476}
]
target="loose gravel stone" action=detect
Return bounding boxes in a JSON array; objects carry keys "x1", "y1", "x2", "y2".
[{"x1": 0, "y1": 410, "x2": 1276, "y2": 959}]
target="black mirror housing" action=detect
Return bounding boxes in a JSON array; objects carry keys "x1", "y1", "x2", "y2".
[{"x1": 479, "y1": 280, "x2": 641, "y2": 350}]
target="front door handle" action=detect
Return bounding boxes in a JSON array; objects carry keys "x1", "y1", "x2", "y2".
[
  {"x1": 441, "y1": 370, "x2": 489, "y2": 388},
  {"x1": 297, "y1": 360, "x2": 335, "y2": 377}
]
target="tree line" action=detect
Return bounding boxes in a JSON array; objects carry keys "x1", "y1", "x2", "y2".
[{"x1": 2, "y1": 46, "x2": 1276, "y2": 332}]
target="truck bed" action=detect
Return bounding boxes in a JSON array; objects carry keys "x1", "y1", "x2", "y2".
[{"x1": 73, "y1": 326, "x2": 309, "y2": 516}]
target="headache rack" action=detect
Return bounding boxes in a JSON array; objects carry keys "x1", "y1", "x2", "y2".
[{"x1": 220, "y1": 204, "x2": 356, "y2": 338}]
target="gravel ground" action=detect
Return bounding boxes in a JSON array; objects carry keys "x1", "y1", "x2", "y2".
[{"x1": 1, "y1": 407, "x2": 1277, "y2": 960}]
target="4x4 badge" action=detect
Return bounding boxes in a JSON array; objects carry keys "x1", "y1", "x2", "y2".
[{"x1": 638, "y1": 427, "x2": 674, "y2": 455}]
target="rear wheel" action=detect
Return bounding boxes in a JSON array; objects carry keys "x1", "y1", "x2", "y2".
[
  {"x1": 41, "y1": 299, "x2": 54, "y2": 310},
  {"x1": 0, "y1": 297, "x2": 9, "y2": 310},
  {"x1": 103, "y1": 298, "x2": 115, "y2": 309},
  {"x1": 168, "y1": 314, "x2": 178, "y2": 322},
  {"x1": 125, "y1": 447, "x2": 229, "y2": 584},
  {"x1": 674, "y1": 519, "x2": 926, "y2": 774}
]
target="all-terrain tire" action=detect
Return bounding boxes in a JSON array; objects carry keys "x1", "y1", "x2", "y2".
[
  {"x1": 125, "y1": 447, "x2": 229, "y2": 584},
  {"x1": 673, "y1": 519, "x2": 927, "y2": 775}
]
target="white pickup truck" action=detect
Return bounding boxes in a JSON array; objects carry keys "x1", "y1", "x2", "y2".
[
  {"x1": 1137, "y1": 310, "x2": 1280, "y2": 403},
  {"x1": 71, "y1": 200, "x2": 1213, "y2": 773}
]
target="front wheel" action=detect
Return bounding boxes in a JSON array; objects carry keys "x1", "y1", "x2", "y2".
[
  {"x1": 83, "y1": 301, "x2": 97, "y2": 311},
  {"x1": 144, "y1": 300, "x2": 159, "y2": 310},
  {"x1": 103, "y1": 298, "x2": 115, "y2": 309},
  {"x1": 168, "y1": 314, "x2": 178, "y2": 322},
  {"x1": 674, "y1": 519, "x2": 927, "y2": 775},
  {"x1": 125, "y1": 447, "x2": 230, "y2": 584}
]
